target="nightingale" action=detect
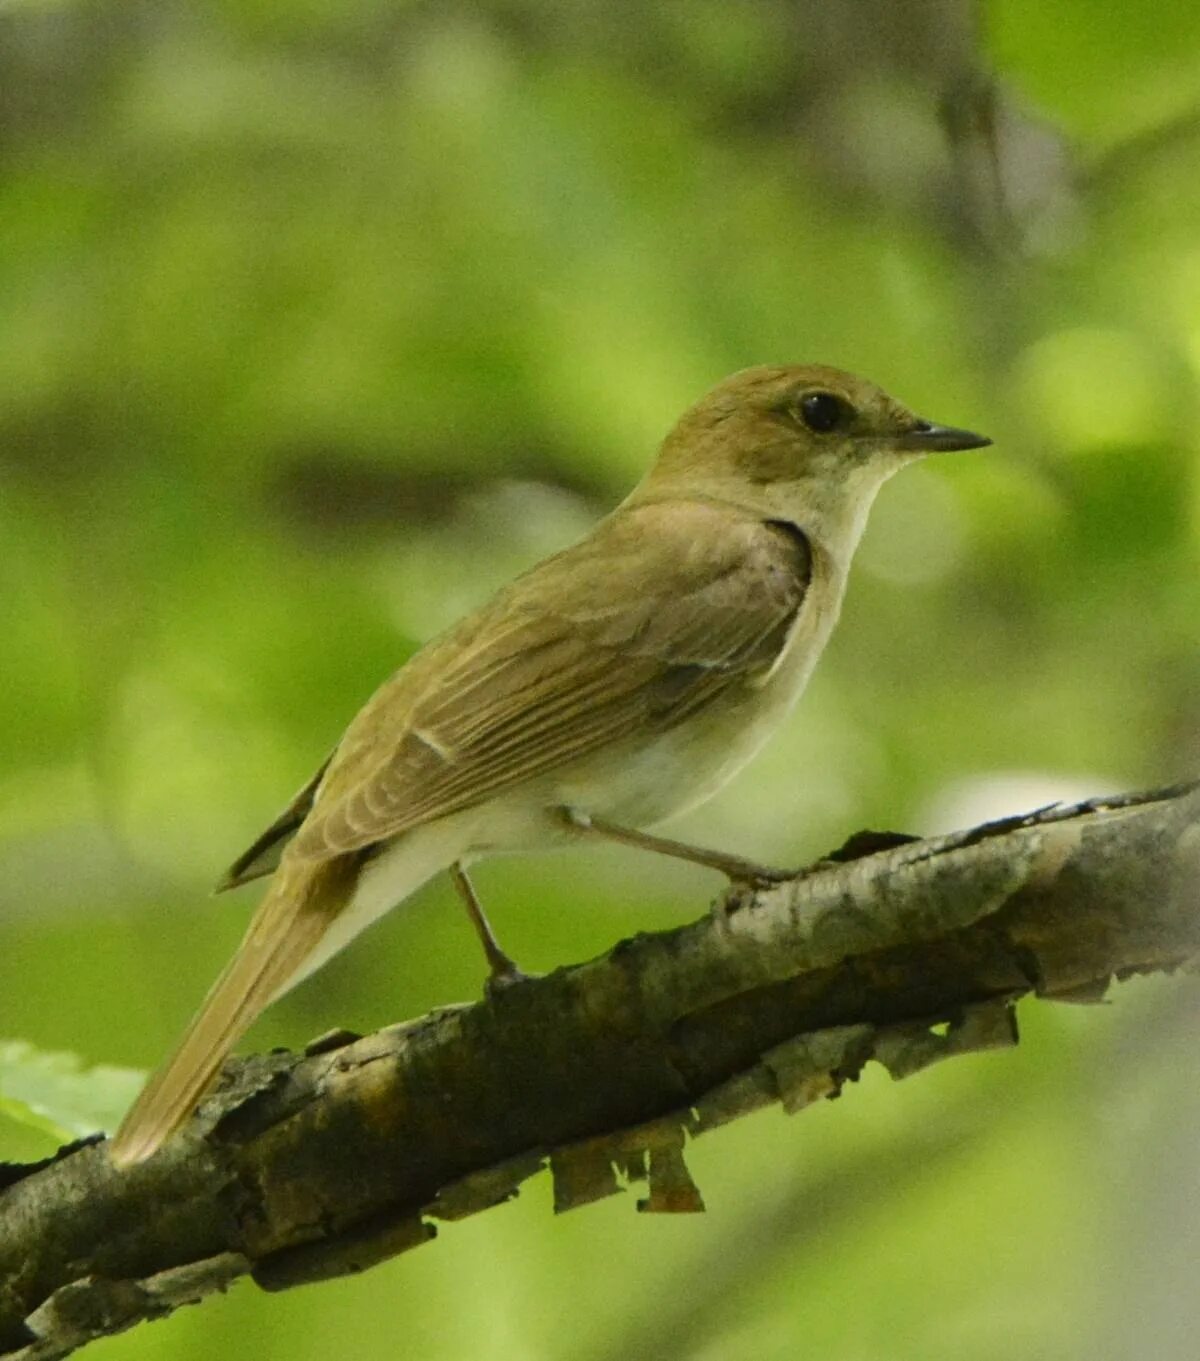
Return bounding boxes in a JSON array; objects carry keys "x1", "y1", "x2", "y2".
[{"x1": 110, "y1": 363, "x2": 989, "y2": 1166}]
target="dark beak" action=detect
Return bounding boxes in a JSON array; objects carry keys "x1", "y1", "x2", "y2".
[{"x1": 897, "y1": 420, "x2": 992, "y2": 453}]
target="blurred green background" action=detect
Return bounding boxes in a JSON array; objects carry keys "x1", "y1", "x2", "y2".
[{"x1": 2, "y1": 1, "x2": 1199, "y2": 1357}]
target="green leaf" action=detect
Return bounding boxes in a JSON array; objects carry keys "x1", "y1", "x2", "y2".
[{"x1": 0, "y1": 1040, "x2": 144, "y2": 1143}]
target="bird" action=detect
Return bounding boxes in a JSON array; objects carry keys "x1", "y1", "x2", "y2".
[{"x1": 109, "y1": 363, "x2": 990, "y2": 1166}]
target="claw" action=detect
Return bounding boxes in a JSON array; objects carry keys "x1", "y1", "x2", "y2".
[
  {"x1": 713, "y1": 865, "x2": 795, "y2": 917},
  {"x1": 731, "y1": 865, "x2": 795, "y2": 891},
  {"x1": 484, "y1": 963, "x2": 537, "y2": 997}
]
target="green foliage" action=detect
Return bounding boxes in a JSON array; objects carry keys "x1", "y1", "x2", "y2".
[
  {"x1": 0, "y1": 1040, "x2": 143, "y2": 1143},
  {"x1": 1, "y1": 1, "x2": 1197, "y2": 1358}
]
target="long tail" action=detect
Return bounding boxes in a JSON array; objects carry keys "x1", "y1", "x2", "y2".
[{"x1": 109, "y1": 856, "x2": 355, "y2": 1167}]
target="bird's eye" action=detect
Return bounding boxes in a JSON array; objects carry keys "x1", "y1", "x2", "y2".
[{"x1": 798, "y1": 391, "x2": 848, "y2": 433}]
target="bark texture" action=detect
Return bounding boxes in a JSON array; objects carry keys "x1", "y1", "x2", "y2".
[{"x1": 2, "y1": 783, "x2": 1197, "y2": 1359}]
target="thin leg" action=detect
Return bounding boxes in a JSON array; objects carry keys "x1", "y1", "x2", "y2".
[
  {"x1": 559, "y1": 809, "x2": 792, "y2": 888},
  {"x1": 448, "y1": 862, "x2": 528, "y2": 985}
]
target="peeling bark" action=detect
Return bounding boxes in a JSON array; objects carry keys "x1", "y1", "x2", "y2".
[{"x1": 1, "y1": 783, "x2": 1197, "y2": 1359}]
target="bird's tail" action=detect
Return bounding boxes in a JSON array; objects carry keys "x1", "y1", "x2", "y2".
[{"x1": 108, "y1": 856, "x2": 355, "y2": 1167}]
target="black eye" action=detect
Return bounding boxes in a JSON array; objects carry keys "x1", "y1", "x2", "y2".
[{"x1": 799, "y1": 391, "x2": 848, "y2": 433}]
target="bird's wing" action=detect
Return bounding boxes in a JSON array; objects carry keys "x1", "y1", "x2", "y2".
[
  {"x1": 289, "y1": 501, "x2": 812, "y2": 860},
  {"x1": 216, "y1": 752, "x2": 333, "y2": 891}
]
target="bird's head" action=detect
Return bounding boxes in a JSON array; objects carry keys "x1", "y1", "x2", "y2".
[{"x1": 644, "y1": 364, "x2": 990, "y2": 519}]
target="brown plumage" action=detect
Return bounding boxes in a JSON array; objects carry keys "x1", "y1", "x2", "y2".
[
  {"x1": 109, "y1": 364, "x2": 988, "y2": 1166},
  {"x1": 291, "y1": 504, "x2": 810, "y2": 858}
]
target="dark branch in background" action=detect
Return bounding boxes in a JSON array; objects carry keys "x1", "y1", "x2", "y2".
[
  {"x1": 268, "y1": 447, "x2": 610, "y2": 542},
  {"x1": 1, "y1": 783, "x2": 1197, "y2": 1360},
  {"x1": 1085, "y1": 104, "x2": 1200, "y2": 194}
]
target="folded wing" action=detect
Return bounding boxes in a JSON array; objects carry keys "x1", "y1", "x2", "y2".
[{"x1": 287, "y1": 502, "x2": 812, "y2": 861}]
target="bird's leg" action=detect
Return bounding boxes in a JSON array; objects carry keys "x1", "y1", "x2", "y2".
[
  {"x1": 559, "y1": 809, "x2": 793, "y2": 890},
  {"x1": 447, "y1": 862, "x2": 529, "y2": 987}
]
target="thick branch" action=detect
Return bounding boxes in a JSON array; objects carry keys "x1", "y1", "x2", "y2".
[{"x1": 2, "y1": 784, "x2": 1197, "y2": 1359}]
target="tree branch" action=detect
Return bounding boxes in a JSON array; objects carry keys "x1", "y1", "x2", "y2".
[{"x1": 2, "y1": 783, "x2": 1197, "y2": 1359}]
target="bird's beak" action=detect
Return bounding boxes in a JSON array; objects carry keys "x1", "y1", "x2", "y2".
[{"x1": 896, "y1": 421, "x2": 992, "y2": 453}]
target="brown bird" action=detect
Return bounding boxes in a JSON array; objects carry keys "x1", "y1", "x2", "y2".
[{"x1": 109, "y1": 364, "x2": 989, "y2": 1165}]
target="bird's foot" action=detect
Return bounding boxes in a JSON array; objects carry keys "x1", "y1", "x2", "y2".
[
  {"x1": 714, "y1": 862, "x2": 798, "y2": 917},
  {"x1": 484, "y1": 959, "x2": 539, "y2": 997},
  {"x1": 713, "y1": 832, "x2": 921, "y2": 917}
]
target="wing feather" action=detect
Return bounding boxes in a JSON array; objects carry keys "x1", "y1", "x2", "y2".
[
  {"x1": 286, "y1": 503, "x2": 811, "y2": 860},
  {"x1": 215, "y1": 752, "x2": 334, "y2": 892}
]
